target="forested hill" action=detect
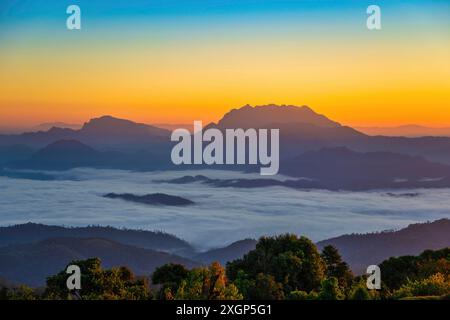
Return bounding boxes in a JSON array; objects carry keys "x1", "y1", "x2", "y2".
[
  {"x1": 317, "y1": 219, "x2": 450, "y2": 274},
  {"x1": 0, "y1": 223, "x2": 194, "y2": 256}
]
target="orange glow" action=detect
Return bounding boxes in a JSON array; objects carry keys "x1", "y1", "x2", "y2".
[{"x1": 1, "y1": 35, "x2": 449, "y2": 128}]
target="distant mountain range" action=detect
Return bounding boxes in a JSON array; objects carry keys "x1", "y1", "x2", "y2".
[
  {"x1": 193, "y1": 239, "x2": 257, "y2": 265},
  {"x1": 33, "y1": 122, "x2": 82, "y2": 132},
  {"x1": 0, "y1": 115, "x2": 169, "y2": 151},
  {"x1": 0, "y1": 237, "x2": 199, "y2": 287},
  {"x1": 3, "y1": 105, "x2": 450, "y2": 187},
  {"x1": 0, "y1": 223, "x2": 194, "y2": 255},
  {"x1": 0, "y1": 219, "x2": 449, "y2": 286},
  {"x1": 159, "y1": 147, "x2": 450, "y2": 190},
  {"x1": 356, "y1": 125, "x2": 450, "y2": 137}
]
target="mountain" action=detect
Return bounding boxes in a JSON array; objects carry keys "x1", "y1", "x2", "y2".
[
  {"x1": 0, "y1": 144, "x2": 35, "y2": 165},
  {"x1": 4, "y1": 106, "x2": 450, "y2": 169},
  {"x1": 0, "y1": 237, "x2": 199, "y2": 286},
  {"x1": 160, "y1": 147, "x2": 450, "y2": 190},
  {"x1": 317, "y1": 219, "x2": 450, "y2": 274},
  {"x1": 215, "y1": 104, "x2": 341, "y2": 129},
  {"x1": 356, "y1": 125, "x2": 450, "y2": 137},
  {"x1": 280, "y1": 147, "x2": 450, "y2": 190},
  {"x1": 77, "y1": 116, "x2": 169, "y2": 148},
  {"x1": 9, "y1": 140, "x2": 107, "y2": 170},
  {"x1": 194, "y1": 239, "x2": 257, "y2": 265},
  {"x1": 0, "y1": 116, "x2": 171, "y2": 151},
  {"x1": 210, "y1": 105, "x2": 450, "y2": 164},
  {"x1": 0, "y1": 223, "x2": 194, "y2": 256},
  {"x1": 7, "y1": 139, "x2": 174, "y2": 171},
  {"x1": 33, "y1": 122, "x2": 81, "y2": 132}
]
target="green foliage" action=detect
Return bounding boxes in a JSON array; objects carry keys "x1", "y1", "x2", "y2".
[
  {"x1": 287, "y1": 290, "x2": 318, "y2": 300},
  {"x1": 152, "y1": 263, "x2": 189, "y2": 299},
  {"x1": 227, "y1": 234, "x2": 326, "y2": 297},
  {"x1": 394, "y1": 273, "x2": 450, "y2": 299},
  {"x1": 1, "y1": 237, "x2": 448, "y2": 301},
  {"x1": 321, "y1": 245, "x2": 354, "y2": 288},
  {"x1": 175, "y1": 262, "x2": 242, "y2": 300},
  {"x1": 45, "y1": 258, "x2": 151, "y2": 300},
  {"x1": 4, "y1": 285, "x2": 38, "y2": 300},
  {"x1": 318, "y1": 277, "x2": 345, "y2": 300},
  {"x1": 349, "y1": 285, "x2": 371, "y2": 300},
  {"x1": 380, "y1": 247, "x2": 450, "y2": 290},
  {"x1": 247, "y1": 273, "x2": 285, "y2": 300}
]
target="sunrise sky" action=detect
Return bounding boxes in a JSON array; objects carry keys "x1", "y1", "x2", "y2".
[{"x1": 1, "y1": 0, "x2": 449, "y2": 128}]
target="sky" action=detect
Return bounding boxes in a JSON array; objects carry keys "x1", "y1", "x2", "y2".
[{"x1": 1, "y1": 0, "x2": 449, "y2": 128}]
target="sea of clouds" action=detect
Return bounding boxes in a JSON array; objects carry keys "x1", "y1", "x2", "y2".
[{"x1": 1, "y1": 168, "x2": 450, "y2": 250}]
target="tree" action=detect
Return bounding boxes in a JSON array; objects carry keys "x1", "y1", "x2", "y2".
[
  {"x1": 5, "y1": 285, "x2": 37, "y2": 300},
  {"x1": 175, "y1": 262, "x2": 242, "y2": 300},
  {"x1": 318, "y1": 277, "x2": 345, "y2": 300},
  {"x1": 287, "y1": 290, "x2": 319, "y2": 300},
  {"x1": 321, "y1": 245, "x2": 353, "y2": 288},
  {"x1": 45, "y1": 258, "x2": 151, "y2": 300},
  {"x1": 227, "y1": 234, "x2": 326, "y2": 296},
  {"x1": 246, "y1": 273, "x2": 284, "y2": 300},
  {"x1": 349, "y1": 284, "x2": 371, "y2": 300},
  {"x1": 394, "y1": 273, "x2": 450, "y2": 299},
  {"x1": 380, "y1": 248, "x2": 450, "y2": 290},
  {"x1": 152, "y1": 263, "x2": 189, "y2": 299}
]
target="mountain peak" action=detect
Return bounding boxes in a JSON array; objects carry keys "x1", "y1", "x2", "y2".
[
  {"x1": 217, "y1": 104, "x2": 340, "y2": 129},
  {"x1": 80, "y1": 115, "x2": 169, "y2": 137},
  {"x1": 36, "y1": 139, "x2": 97, "y2": 154}
]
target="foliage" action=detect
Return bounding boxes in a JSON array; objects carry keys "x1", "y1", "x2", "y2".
[
  {"x1": 380, "y1": 248, "x2": 450, "y2": 290},
  {"x1": 393, "y1": 273, "x2": 450, "y2": 299},
  {"x1": 287, "y1": 290, "x2": 318, "y2": 300},
  {"x1": 175, "y1": 262, "x2": 242, "y2": 300},
  {"x1": 3, "y1": 285, "x2": 38, "y2": 300},
  {"x1": 151, "y1": 263, "x2": 189, "y2": 299},
  {"x1": 321, "y1": 245, "x2": 354, "y2": 288},
  {"x1": 318, "y1": 277, "x2": 345, "y2": 300},
  {"x1": 227, "y1": 234, "x2": 326, "y2": 297},
  {"x1": 1, "y1": 235, "x2": 449, "y2": 301},
  {"x1": 45, "y1": 258, "x2": 151, "y2": 300}
]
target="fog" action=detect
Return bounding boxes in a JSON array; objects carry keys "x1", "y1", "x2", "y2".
[{"x1": 1, "y1": 168, "x2": 450, "y2": 250}]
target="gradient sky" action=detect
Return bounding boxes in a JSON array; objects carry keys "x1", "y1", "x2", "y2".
[{"x1": 1, "y1": 0, "x2": 449, "y2": 127}]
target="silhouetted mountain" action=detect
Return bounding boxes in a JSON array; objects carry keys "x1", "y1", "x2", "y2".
[
  {"x1": 0, "y1": 144, "x2": 35, "y2": 165},
  {"x1": 103, "y1": 193, "x2": 194, "y2": 206},
  {"x1": 317, "y1": 219, "x2": 450, "y2": 274},
  {"x1": 159, "y1": 147, "x2": 450, "y2": 190},
  {"x1": 208, "y1": 105, "x2": 450, "y2": 164},
  {"x1": 0, "y1": 237, "x2": 199, "y2": 286},
  {"x1": 215, "y1": 104, "x2": 341, "y2": 129},
  {"x1": 77, "y1": 116, "x2": 169, "y2": 149},
  {"x1": 356, "y1": 125, "x2": 450, "y2": 137},
  {"x1": 7, "y1": 139, "x2": 174, "y2": 171},
  {"x1": 0, "y1": 116, "x2": 170, "y2": 151},
  {"x1": 194, "y1": 239, "x2": 257, "y2": 265},
  {"x1": 4, "y1": 106, "x2": 450, "y2": 170},
  {"x1": 33, "y1": 122, "x2": 81, "y2": 132},
  {"x1": 280, "y1": 147, "x2": 450, "y2": 190},
  {"x1": 0, "y1": 223, "x2": 194, "y2": 256},
  {"x1": 9, "y1": 140, "x2": 106, "y2": 170},
  {"x1": 0, "y1": 127, "x2": 77, "y2": 148}
]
